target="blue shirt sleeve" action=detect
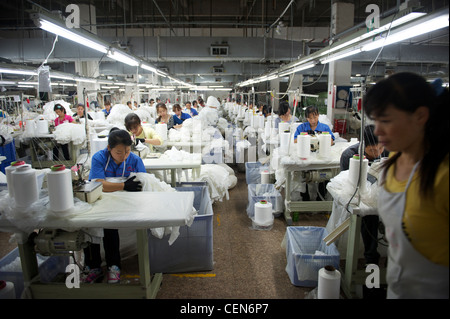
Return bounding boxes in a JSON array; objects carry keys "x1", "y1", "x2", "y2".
[
  {"x1": 173, "y1": 115, "x2": 183, "y2": 125},
  {"x1": 89, "y1": 151, "x2": 107, "y2": 180},
  {"x1": 181, "y1": 112, "x2": 192, "y2": 121},
  {"x1": 317, "y1": 122, "x2": 335, "y2": 140},
  {"x1": 191, "y1": 108, "x2": 198, "y2": 116},
  {"x1": 294, "y1": 123, "x2": 309, "y2": 140}
]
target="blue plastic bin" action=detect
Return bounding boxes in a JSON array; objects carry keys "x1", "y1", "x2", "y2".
[
  {"x1": 245, "y1": 162, "x2": 269, "y2": 184},
  {"x1": 246, "y1": 184, "x2": 283, "y2": 219},
  {"x1": 0, "y1": 140, "x2": 16, "y2": 174},
  {"x1": 285, "y1": 226, "x2": 340, "y2": 287},
  {"x1": 147, "y1": 185, "x2": 214, "y2": 273}
]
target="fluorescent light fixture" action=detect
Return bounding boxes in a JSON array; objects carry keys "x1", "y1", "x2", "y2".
[
  {"x1": 50, "y1": 73, "x2": 74, "y2": 80},
  {"x1": 279, "y1": 62, "x2": 316, "y2": 77},
  {"x1": 39, "y1": 19, "x2": 108, "y2": 54},
  {"x1": 362, "y1": 13, "x2": 449, "y2": 51},
  {"x1": 0, "y1": 81, "x2": 17, "y2": 85},
  {"x1": 75, "y1": 77, "x2": 97, "y2": 83},
  {"x1": 18, "y1": 81, "x2": 38, "y2": 85},
  {"x1": 141, "y1": 64, "x2": 158, "y2": 73},
  {"x1": 107, "y1": 50, "x2": 139, "y2": 67},
  {"x1": 320, "y1": 48, "x2": 362, "y2": 64},
  {"x1": 102, "y1": 86, "x2": 120, "y2": 89},
  {"x1": 214, "y1": 88, "x2": 232, "y2": 91},
  {"x1": 18, "y1": 85, "x2": 35, "y2": 88},
  {"x1": 0, "y1": 67, "x2": 37, "y2": 76}
]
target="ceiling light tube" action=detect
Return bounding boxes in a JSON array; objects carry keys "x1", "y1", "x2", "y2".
[
  {"x1": 0, "y1": 67, "x2": 37, "y2": 76},
  {"x1": 141, "y1": 64, "x2": 157, "y2": 73},
  {"x1": 39, "y1": 19, "x2": 108, "y2": 54},
  {"x1": 107, "y1": 50, "x2": 139, "y2": 67},
  {"x1": 320, "y1": 48, "x2": 362, "y2": 64},
  {"x1": 279, "y1": 62, "x2": 316, "y2": 77},
  {"x1": 362, "y1": 13, "x2": 449, "y2": 52},
  {"x1": 75, "y1": 77, "x2": 97, "y2": 83}
]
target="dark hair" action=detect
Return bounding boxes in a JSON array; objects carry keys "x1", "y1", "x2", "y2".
[
  {"x1": 278, "y1": 101, "x2": 290, "y2": 116},
  {"x1": 185, "y1": 101, "x2": 191, "y2": 105},
  {"x1": 172, "y1": 104, "x2": 182, "y2": 111},
  {"x1": 104, "y1": 100, "x2": 111, "y2": 106},
  {"x1": 124, "y1": 113, "x2": 141, "y2": 131},
  {"x1": 108, "y1": 127, "x2": 133, "y2": 148},
  {"x1": 127, "y1": 101, "x2": 131, "y2": 105},
  {"x1": 156, "y1": 102, "x2": 168, "y2": 123},
  {"x1": 305, "y1": 106, "x2": 319, "y2": 118},
  {"x1": 363, "y1": 125, "x2": 379, "y2": 146},
  {"x1": 365, "y1": 72, "x2": 449, "y2": 198},
  {"x1": 53, "y1": 104, "x2": 66, "y2": 114}
]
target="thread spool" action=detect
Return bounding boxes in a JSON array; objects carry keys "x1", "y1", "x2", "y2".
[
  {"x1": 12, "y1": 165, "x2": 39, "y2": 209},
  {"x1": 5, "y1": 161, "x2": 27, "y2": 198},
  {"x1": 297, "y1": 133, "x2": 311, "y2": 159},
  {"x1": 254, "y1": 200, "x2": 273, "y2": 226},
  {"x1": 25, "y1": 119, "x2": 36, "y2": 135},
  {"x1": 264, "y1": 119, "x2": 272, "y2": 139},
  {"x1": 258, "y1": 115, "x2": 265, "y2": 129},
  {"x1": 279, "y1": 130, "x2": 290, "y2": 156},
  {"x1": 260, "y1": 169, "x2": 270, "y2": 184},
  {"x1": 317, "y1": 265, "x2": 341, "y2": 299},
  {"x1": 155, "y1": 123, "x2": 168, "y2": 141},
  {"x1": 318, "y1": 132, "x2": 331, "y2": 158},
  {"x1": 47, "y1": 164, "x2": 74, "y2": 214},
  {"x1": 348, "y1": 154, "x2": 369, "y2": 191},
  {"x1": 0, "y1": 281, "x2": 15, "y2": 299},
  {"x1": 278, "y1": 122, "x2": 290, "y2": 137},
  {"x1": 36, "y1": 118, "x2": 49, "y2": 135},
  {"x1": 91, "y1": 136, "x2": 108, "y2": 155}
]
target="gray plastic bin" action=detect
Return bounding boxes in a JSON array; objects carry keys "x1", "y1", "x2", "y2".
[
  {"x1": 246, "y1": 184, "x2": 283, "y2": 219},
  {"x1": 147, "y1": 185, "x2": 214, "y2": 273},
  {"x1": 285, "y1": 226, "x2": 340, "y2": 287}
]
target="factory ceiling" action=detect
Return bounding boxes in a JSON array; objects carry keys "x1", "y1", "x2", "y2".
[{"x1": 0, "y1": 0, "x2": 448, "y2": 94}]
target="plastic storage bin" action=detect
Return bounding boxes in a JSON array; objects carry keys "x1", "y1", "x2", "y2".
[
  {"x1": 0, "y1": 141, "x2": 16, "y2": 174},
  {"x1": 0, "y1": 247, "x2": 70, "y2": 299},
  {"x1": 245, "y1": 162, "x2": 269, "y2": 184},
  {"x1": 246, "y1": 183, "x2": 283, "y2": 219},
  {"x1": 202, "y1": 147, "x2": 223, "y2": 164},
  {"x1": 148, "y1": 185, "x2": 214, "y2": 273},
  {"x1": 285, "y1": 226, "x2": 340, "y2": 287}
]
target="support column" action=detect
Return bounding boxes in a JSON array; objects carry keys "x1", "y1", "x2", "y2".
[{"x1": 326, "y1": 1, "x2": 354, "y2": 126}]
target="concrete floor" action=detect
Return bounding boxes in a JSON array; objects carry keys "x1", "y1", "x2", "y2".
[{"x1": 0, "y1": 166, "x2": 330, "y2": 299}]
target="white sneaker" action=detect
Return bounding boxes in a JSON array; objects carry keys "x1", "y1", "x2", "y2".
[{"x1": 107, "y1": 265, "x2": 120, "y2": 284}]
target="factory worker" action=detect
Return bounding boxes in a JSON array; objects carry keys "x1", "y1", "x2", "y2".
[
  {"x1": 205, "y1": 95, "x2": 220, "y2": 109},
  {"x1": 184, "y1": 101, "x2": 198, "y2": 117},
  {"x1": 172, "y1": 103, "x2": 192, "y2": 126},
  {"x1": 262, "y1": 104, "x2": 272, "y2": 117},
  {"x1": 124, "y1": 113, "x2": 163, "y2": 151},
  {"x1": 340, "y1": 125, "x2": 389, "y2": 298},
  {"x1": 53, "y1": 104, "x2": 74, "y2": 160},
  {"x1": 102, "y1": 100, "x2": 112, "y2": 118},
  {"x1": 155, "y1": 102, "x2": 175, "y2": 130},
  {"x1": 293, "y1": 106, "x2": 335, "y2": 144},
  {"x1": 73, "y1": 103, "x2": 93, "y2": 123},
  {"x1": 198, "y1": 97, "x2": 206, "y2": 110},
  {"x1": 83, "y1": 127, "x2": 146, "y2": 284},
  {"x1": 273, "y1": 101, "x2": 299, "y2": 129},
  {"x1": 365, "y1": 72, "x2": 449, "y2": 299}
]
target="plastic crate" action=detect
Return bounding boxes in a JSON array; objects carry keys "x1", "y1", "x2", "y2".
[
  {"x1": 0, "y1": 248, "x2": 70, "y2": 299},
  {"x1": 285, "y1": 226, "x2": 340, "y2": 287},
  {"x1": 202, "y1": 147, "x2": 223, "y2": 164},
  {"x1": 0, "y1": 141, "x2": 16, "y2": 174},
  {"x1": 245, "y1": 162, "x2": 269, "y2": 184},
  {"x1": 246, "y1": 184, "x2": 283, "y2": 219},
  {"x1": 148, "y1": 185, "x2": 214, "y2": 273}
]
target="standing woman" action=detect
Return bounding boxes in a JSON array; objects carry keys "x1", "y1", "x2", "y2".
[
  {"x1": 155, "y1": 102, "x2": 175, "y2": 130},
  {"x1": 84, "y1": 128, "x2": 145, "y2": 284},
  {"x1": 365, "y1": 72, "x2": 449, "y2": 299},
  {"x1": 53, "y1": 104, "x2": 74, "y2": 160}
]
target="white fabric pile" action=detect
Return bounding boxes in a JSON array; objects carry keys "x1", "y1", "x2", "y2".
[
  {"x1": 53, "y1": 122, "x2": 86, "y2": 145},
  {"x1": 42, "y1": 100, "x2": 72, "y2": 122},
  {"x1": 106, "y1": 104, "x2": 132, "y2": 128},
  {"x1": 191, "y1": 164, "x2": 237, "y2": 203}
]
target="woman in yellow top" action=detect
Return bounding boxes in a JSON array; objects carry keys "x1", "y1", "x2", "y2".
[
  {"x1": 365, "y1": 72, "x2": 449, "y2": 299},
  {"x1": 124, "y1": 113, "x2": 163, "y2": 151}
]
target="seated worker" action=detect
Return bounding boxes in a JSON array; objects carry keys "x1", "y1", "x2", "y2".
[
  {"x1": 340, "y1": 124, "x2": 389, "y2": 299},
  {"x1": 155, "y1": 102, "x2": 175, "y2": 130},
  {"x1": 184, "y1": 101, "x2": 198, "y2": 117},
  {"x1": 294, "y1": 106, "x2": 335, "y2": 144},
  {"x1": 102, "y1": 100, "x2": 112, "y2": 118},
  {"x1": 262, "y1": 104, "x2": 272, "y2": 117},
  {"x1": 173, "y1": 103, "x2": 191, "y2": 126},
  {"x1": 53, "y1": 104, "x2": 74, "y2": 160},
  {"x1": 273, "y1": 101, "x2": 299, "y2": 129},
  {"x1": 73, "y1": 103, "x2": 93, "y2": 123},
  {"x1": 84, "y1": 128, "x2": 146, "y2": 284},
  {"x1": 124, "y1": 113, "x2": 163, "y2": 151}
]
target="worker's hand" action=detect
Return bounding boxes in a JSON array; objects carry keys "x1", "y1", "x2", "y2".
[
  {"x1": 136, "y1": 138, "x2": 146, "y2": 145},
  {"x1": 123, "y1": 176, "x2": 142, "y2": 192}
]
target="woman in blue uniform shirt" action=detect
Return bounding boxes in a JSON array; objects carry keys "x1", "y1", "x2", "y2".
[
  {"x1": 294, "y1": 106, "x2": 335, "y2": 144},
  {"x1": 83, "y1": 127, "x2": 145, "y2": 284}
]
